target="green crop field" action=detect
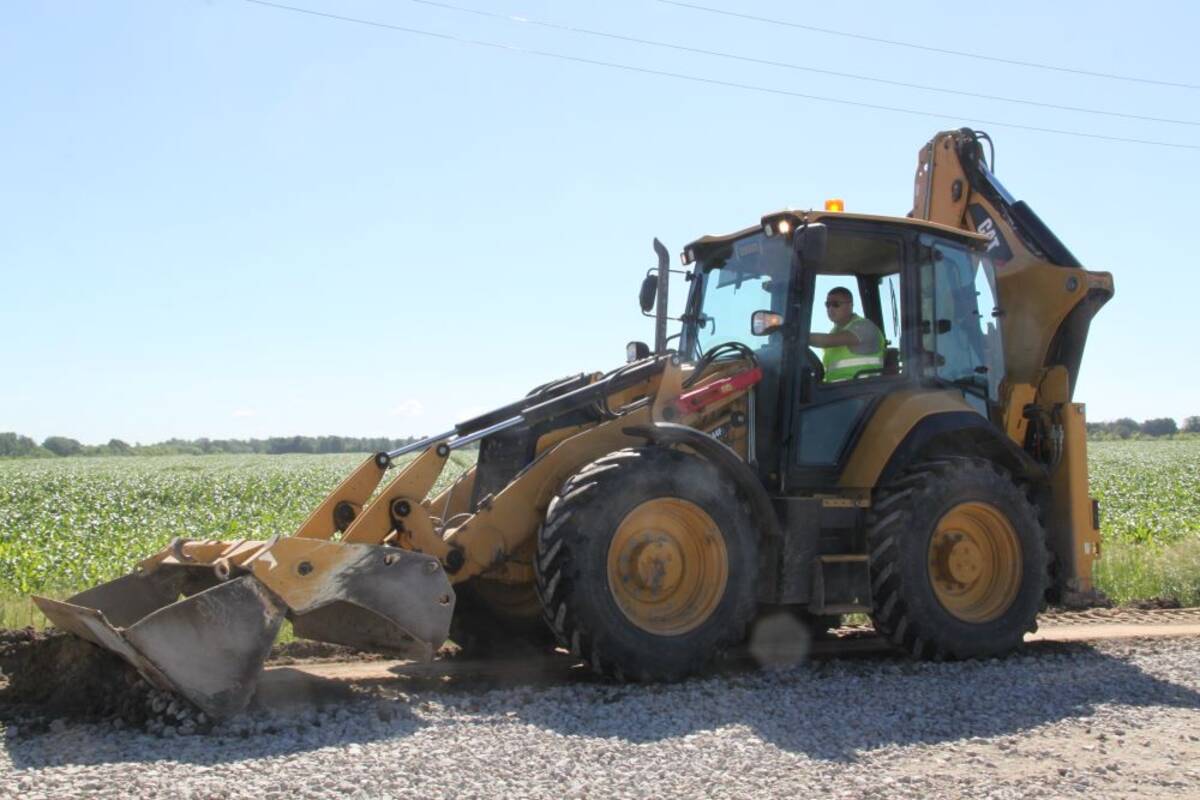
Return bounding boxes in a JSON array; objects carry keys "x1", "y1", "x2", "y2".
[
  {"x1": 1088, "y1": 439, "x2": 1200, "y2": 606},
  {"x1": 0, "y1": 452, "x2": 476, "y2": 628},
  {"x1": 0, "y1": 439, "x2": 1197, "y2": 628}
]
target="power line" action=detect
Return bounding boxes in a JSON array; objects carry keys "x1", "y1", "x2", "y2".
[
  {"x1": 242, "y1": 0, "x2": 1200, "y2": 151},
  {"x1": 658, "y1": 0, "x2": 1200, "y2": 91},
  {"x1": 409, "y1": 0, "x2": 1198, "y2": 127}
]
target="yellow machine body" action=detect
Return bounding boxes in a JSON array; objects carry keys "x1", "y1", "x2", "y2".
[{"x1": 33, "y1": 129, "x2": 1111, "y2": 716}]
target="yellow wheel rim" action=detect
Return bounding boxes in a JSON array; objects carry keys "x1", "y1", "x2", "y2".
[
  {"x1": 607, "y1": 498, "x2": 729, "y2": 636},
  {"x1": 928, "y1": 501, "x2": 1022, "y2": 623}
]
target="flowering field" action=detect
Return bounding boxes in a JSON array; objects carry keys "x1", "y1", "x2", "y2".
[
  {"x1": 0, "y1": 438, "x2": 1197, "y2": 620},
  {"x1": 0, "y1": 453, "x2": 474, "y2": 602}
]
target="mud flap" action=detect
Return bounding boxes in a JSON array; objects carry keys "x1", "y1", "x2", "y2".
[{"x1": 34, "y1": 575, "x2": 285, "y2": 718}]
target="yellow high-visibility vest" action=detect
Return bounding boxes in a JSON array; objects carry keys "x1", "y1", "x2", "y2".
[{"x1": 822, "y1": 314, "x2": 885, "y2": 381}]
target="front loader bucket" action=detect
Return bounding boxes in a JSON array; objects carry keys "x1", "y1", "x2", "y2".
[
  {"x1": 242, "y1": 539, "x2": 457, "y2": 662},
  {"x1": 33, "y1": 541, "x2": 456, "y2": 718},
  {"x1": 34, "y1": 573, "x2": 285, "y2": 718},
  {"x1": 286, "y1": 546, "x2": 456, "y2": 659}
]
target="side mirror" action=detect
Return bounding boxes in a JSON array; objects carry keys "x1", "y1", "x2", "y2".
[
  {"x1": 626, "y1": 341, "x2": 651, "y2": 363},
  {"x1": 795, "y1": 223, "x2": 828, "y2": 266},
  {"x1": 639, "y1": 274, "x2": 658, "y2": 313},
  {"x1": 751, "y1": 310, "x2": 784, "y2": 336}
]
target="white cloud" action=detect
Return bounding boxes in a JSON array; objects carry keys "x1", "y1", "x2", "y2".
[
  {"x1": 231, "y1": 408, "x2": 257, "y2": 418},
  {"x1": 390, "y1": 399, "x2": 425, "y2": 417}
]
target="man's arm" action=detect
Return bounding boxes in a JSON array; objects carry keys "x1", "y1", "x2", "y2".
[{"x1": 810, "y1": 330, "x2": 859, "y2": 348}]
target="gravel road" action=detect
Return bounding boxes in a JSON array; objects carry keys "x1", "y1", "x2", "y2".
[{"x1": 3, "y1": 635, "x2": 1199, "y2": 799}]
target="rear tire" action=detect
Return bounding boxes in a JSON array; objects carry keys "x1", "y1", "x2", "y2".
[
  {"x1": 868, "y1": 457, "x2": 1047, "y2": 659},
  {"x1": 535, "y1": 447, "x2": 758, "y2": 680}
]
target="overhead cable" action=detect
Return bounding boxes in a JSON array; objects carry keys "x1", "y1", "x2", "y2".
[
  {"x1": 242, "y1": 0, "x2": 1200, "y2": 151},
  {"x1": 658, "y1": 0, "x2": 1200, "y2": 91},
  {"x1": 408, "y1": 0, "x2": 1198, "y2": 127}
]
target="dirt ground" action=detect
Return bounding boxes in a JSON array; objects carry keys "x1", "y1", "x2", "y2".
[{"x1": 4, "y1": 606, "x2": 1200, "y2": 730}]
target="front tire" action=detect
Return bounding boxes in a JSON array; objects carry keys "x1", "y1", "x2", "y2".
[
  {"x1": 868, "y1": 458, "x2": 1048, "y2": 659},
  {"x1": 534, "y1": 447, "x2": 758, "y2": 680}
]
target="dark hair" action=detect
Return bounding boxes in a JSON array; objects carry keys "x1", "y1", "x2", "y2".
[{"x1": 827, "y1": 286, "x2": 853, "y2": 303}]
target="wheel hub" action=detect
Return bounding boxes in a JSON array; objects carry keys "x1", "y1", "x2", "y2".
[
  {"x1": 927, "y1": 501, "x2": 1023, "y2": 623},
  {"x1": 607, "y1": 498, "x2": 728, "y2": 636},
  {"x1": 930, "y1": 532, "x2": 985, "y2": 587},
  {"x1": 946, "y1": 538, "x2": 983, "y2": 584},
  {"x1": 622, "y1": 534, "x2": 684, "y2": 597}
]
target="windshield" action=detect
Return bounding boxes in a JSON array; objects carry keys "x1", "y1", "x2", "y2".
[{"x1": 682, "y1": 232, "x2": 794, "y2": 360}]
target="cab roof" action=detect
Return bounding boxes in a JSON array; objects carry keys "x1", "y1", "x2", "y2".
[{"x1": 682, "y1": 209, "x2": 989, "y2": 260}]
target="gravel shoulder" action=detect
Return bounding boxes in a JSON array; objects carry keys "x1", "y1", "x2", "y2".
[{"x1": 3, "y1": 635, "x2": 1199, "y2": 799}]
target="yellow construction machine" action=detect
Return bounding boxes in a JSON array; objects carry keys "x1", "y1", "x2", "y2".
[{"x1": 33, "y1": 129, "x2": 1113, "y2": 717}]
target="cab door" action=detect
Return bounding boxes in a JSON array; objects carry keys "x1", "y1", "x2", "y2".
[{"x1": 783, "y1": 228, "x2": 914, "y2": 491}]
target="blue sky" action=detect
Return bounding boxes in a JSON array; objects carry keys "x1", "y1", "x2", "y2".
[{"x1": 2, "y1": 0, "x2": 1197, "y2": 444}]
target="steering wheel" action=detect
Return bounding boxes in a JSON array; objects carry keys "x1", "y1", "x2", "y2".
[{"x1": 805, "y1": 348, "x2": 825, "y2": 382}]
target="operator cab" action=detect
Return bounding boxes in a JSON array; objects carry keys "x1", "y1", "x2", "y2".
[{"x1": 678, "y1": 209, "x2": 1005, "y2": 491}]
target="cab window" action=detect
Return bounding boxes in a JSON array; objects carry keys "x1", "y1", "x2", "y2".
[
  {"x1": 806, "y1": 234, "x2": 904, "y2": 382},
  {"x1": 810, "y1": 275, "x2": 863, "y2": 331},
  {"x1": 918, "y1": 237, "x2": 1005, "y2": 401}
]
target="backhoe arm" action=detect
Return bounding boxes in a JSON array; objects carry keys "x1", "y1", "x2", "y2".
[
  {"x1": 911, "y1": 129, "x2": 1113, "y2": 600},
  {"x1": 912, "y1": 128, "x2": 1114, "y2": 393}
]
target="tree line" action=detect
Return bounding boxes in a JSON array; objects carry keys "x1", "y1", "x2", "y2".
[
  {"x1": 0, "y1": 433, "x2": 423, "y2": 458},
  {"x1": 3, "y1": 416, "x2": 1197, "y2": 459},
  {"x1": 1086, "y1": 417, "x2": 1200, "y2": 440}
]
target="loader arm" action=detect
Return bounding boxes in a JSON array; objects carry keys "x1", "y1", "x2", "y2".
[{"x1": 31, "y1": 352, "x2": 762, "y2": 718}]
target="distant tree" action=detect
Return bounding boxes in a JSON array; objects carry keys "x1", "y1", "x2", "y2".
[
  {"x1": 42, "y1": 436, "x2": 83, "y2": 456},
  {"x1": 322, "y1": 436, "x2": 350, "y2": 454},
  {"x1": 1184, "y1": 416, "x2": 1200, "y2": 434},
  {"x1": 0, "y1": 432, "x2": 51, "y2": 457},
  {"x1": 1112, "y1": 418, "x2": 1139, "y2": 439},
  {"x1": 3, "y1": 432, "x2": 434, "y2": 457},
  {"x1": 1140, "y1": 418, "x2": 1178, "y2": 437}
]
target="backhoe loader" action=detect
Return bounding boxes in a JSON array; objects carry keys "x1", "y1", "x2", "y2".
[{"x1": 32, "y1": 129, "x2": 1113, "y2": 718}]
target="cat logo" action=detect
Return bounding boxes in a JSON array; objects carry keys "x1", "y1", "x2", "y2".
[{"x1": 967, "y1": 204, "x2": 1013, "y2": 263}]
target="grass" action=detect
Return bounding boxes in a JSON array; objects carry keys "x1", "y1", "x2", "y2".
[
  {"x1": 0, "y1": 594, "x2": 46, "y2": 631},
  {"x1": 0, "y1": 438, "x2": 1197, "y2": 630},
  {"x1": 1094, "y1": 540, "x2": 1200, "y2": 607}
]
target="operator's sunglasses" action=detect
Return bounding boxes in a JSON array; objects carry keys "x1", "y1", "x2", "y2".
[{"x1": 825, "y1": 300, "x2": 849, "y2": 307}]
